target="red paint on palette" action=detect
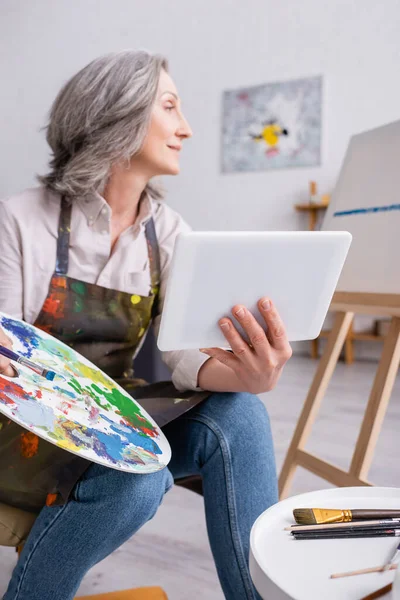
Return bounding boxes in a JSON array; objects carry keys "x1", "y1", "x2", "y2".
[{"x1": 0, "y1": 377, "x2": 28, "y2": 403}]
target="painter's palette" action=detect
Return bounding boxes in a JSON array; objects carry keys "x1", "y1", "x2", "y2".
[{"x1": 0, "y1": 312, "x2": 171, "y2": 473}]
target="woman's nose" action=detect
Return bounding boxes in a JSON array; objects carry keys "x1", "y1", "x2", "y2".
[{"x1": 177, "y1": 115, "x2": 193, "y2": 139}]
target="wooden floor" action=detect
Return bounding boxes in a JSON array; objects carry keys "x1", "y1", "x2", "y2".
[{"x1": 0, "y1": 356, "x2": 399, "y2": 599}]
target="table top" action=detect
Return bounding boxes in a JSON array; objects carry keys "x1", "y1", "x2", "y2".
[{"x1": 250, "y1": 486, "x2": 400, "y2": 600}]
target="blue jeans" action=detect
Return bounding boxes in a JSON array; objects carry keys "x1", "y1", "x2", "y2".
[{"x1": 4, "y1": 392, "x2": 278, "y2": 600}]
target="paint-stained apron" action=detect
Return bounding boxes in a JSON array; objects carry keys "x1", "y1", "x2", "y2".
[{"x1": 0, "y1": 198, "x2": 210, "y2": 512}]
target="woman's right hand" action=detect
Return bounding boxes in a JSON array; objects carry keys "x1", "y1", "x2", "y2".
[{"x1": 0, "y1": 327, "x2": 15, "y2": 376}]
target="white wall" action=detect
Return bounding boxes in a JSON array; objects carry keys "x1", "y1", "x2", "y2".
[
  {"x1": 1, "y1": 0, "x2": 400, "y2": 358},
  {"x1": 2, "y1": 0, "x2": 400, "y2": 226}
]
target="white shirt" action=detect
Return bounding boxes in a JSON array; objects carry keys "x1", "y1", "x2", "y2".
[{"x1": 0, "y1": 186, "x2": 209, "y2": 391}]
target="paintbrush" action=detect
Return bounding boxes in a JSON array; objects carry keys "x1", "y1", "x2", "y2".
[
  {"x1": 0, "y1": 344, "x2": 57, "y2": 381},
  {"x1": 291, "y1": 521, "x2": 400, "y2": 536},
  {"x1": 329, "y1": 541, "x2": 400, "y2": 579},
  {"x1": 293, "y1": 508, "x2": 400, "y2": 525},
  {"x1": 292, "y1": 527, "x2": 400, "y2": 540},
  {"x1": 286, "y1": 519, "x2": 400, "y2": 532},
  {"x1": 331, "y1": 564, "x2": 398, "y2": 578},
  {"x1": 382, "y1": 540, "x2": 400, "y2": 571}
]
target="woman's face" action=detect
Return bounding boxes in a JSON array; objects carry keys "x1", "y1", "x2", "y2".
[{"x1": 135, "y1": 69, "x2": 192, "y2": 177}]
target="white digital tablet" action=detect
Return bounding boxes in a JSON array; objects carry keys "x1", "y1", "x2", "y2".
[{"x1": 156, "y1": 231, "x2": 352, "y2": 351}]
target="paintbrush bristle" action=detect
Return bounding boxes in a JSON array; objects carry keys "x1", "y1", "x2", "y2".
[
  {"x1": 293, "y1": 509, "x2": 317, "y2": 525},
  {"x1": 44, "y1": 370, "x2": 56, "y2": 381}
]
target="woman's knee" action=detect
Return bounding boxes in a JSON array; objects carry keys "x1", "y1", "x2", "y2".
[
  {"x1": 194, "y1": 392, "x2": 274, "y2": 456},
  {"x1": 74, "y1": 462, "x2": 173, "y2": 523},
  {"x1": 204, "y1": 392, "x2": 271, "y2": 432}
]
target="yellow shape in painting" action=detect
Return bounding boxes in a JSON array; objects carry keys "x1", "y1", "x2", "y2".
[
  {"x1": 261, "y1": 124, "x2": 281, "y2": 147},
  {"x1": 138, "y1": 327, "x2": 145, "y2": 337},
  {"x1": 130, "y1": 294, "x2": 141, "y2": 305}
]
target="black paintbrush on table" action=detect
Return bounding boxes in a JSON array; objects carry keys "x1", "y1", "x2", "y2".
[{"x1": 292, "y1": 527, "x2": 400, "y2": 540}]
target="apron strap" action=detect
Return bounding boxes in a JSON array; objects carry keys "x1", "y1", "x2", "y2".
[
  {"x1": 55, "y1": 197, "x2": 72, "y2": 275},
  {"x1": 144, "y1": 217, "x2": 161, "y2": 289},
  {"x1": 54, "y1": 196, "x2": 161, "y2": 313}
]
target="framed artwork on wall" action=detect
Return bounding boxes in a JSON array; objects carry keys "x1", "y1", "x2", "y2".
[{"x1": 221, "y1": 75, "x2": 322, "y2": 173}]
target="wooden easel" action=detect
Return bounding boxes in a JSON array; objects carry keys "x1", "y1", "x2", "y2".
[{"x1": 279, "y1": 291, "x2": 400, "y2": 499}]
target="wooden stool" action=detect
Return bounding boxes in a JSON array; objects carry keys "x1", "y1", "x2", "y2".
[{"x1": 75, "y1": 587, "x2": 168, "y2": 599}]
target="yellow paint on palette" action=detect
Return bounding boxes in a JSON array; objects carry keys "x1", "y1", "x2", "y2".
[
  {"x1": 130, "y1": 294, "x2": 141, "y2": 305},
  {"x1": 54, "y1": 420, "x2": 91, "y2": 453},
  {"x1": 138, "y1": 328, "x2": 145, "y2": 337},
  {"x1": 57, "y1": 438, "x2": 81, "y2": 453},
  {"x1": 75, "y1": 362, "x2": 114, "y2": 390},
  {"x1": 53, "y1": 424, "x2": 82, "y2": 452}
]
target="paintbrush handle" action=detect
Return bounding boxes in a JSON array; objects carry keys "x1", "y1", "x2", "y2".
[
  {"x1": 291, "y1": 523, "x2": 400, "y2": 535},
  {"x1": 331, "y1": 564, "x2": 398, "y2": 578},
  {"x1": 0, "y1": 344, "x2": 55, "y2": 380},
  {"x1": 351, "y1": 510, "x2": 400, "y2": 520},
  {"x1": 0, "y1": 345, "x2": 20, "y2": 363},
  {"x1": 293, "y1": 529, "x2": 400, "y2": 540}
]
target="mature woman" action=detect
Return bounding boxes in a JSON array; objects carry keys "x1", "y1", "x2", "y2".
[{"x1": 0, "y1": 50, "x2": 292, "y2": 600}]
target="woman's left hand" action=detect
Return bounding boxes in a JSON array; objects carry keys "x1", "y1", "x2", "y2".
[{"x1": 200, "y1": 297, "x2": 292, "y2": 394}]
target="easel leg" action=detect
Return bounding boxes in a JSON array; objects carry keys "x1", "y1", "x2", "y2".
[
  {"x1": 278, "y1": 311, "x2": 354, "y2": 499},
  {"x1": 349, "y1": 317, "x2": 400, "y2": 481},
  {"x1": 311, "y1": 338, "x2": 319, "y2": 359},
  {"x1": 344, "y1": 320, "x2": 354, "y2": 365}
]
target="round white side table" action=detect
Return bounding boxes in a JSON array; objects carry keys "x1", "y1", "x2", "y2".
[{"x1": 250, "y1": 487, "x2": 400, "y2": 600}]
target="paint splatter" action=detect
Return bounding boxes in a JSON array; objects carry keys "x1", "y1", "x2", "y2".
[
  {"x1": 20, "y1": 432, "x2": 39, "y2": 458},
  {"x1": 46, "y1": 493, "x2": 58, "y2": 506},
  {"x1": 91, "y1": 383, "x2": 157, "y2": 434},
  {"x1": 0, "y1": 376, "x2": 28, "y2": 404},
  {"x1": 0, "y1": 317, "x2": 42, "y2": 358},
  {"x1": 41, "y1": 293, "x2": 65, "y2": 320},
  {"x1": 71, "y1": 282, "x2": 86, "y2": 296}
]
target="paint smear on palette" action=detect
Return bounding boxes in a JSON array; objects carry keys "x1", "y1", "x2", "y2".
[{"x1": 0, "y1": 313, "x2": 171, "y2": 473}]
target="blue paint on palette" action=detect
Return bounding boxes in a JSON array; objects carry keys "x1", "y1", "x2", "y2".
[
  {"x1": 53, "y1": 386, "x2": 76, "y2": 399},
  {"x1": 101, "y1": 414, "x2": 162, "y2": 455},
  {"x1": 334, "y1": 204, "x2": 400, "y2": 217},
  {"x1": 0, "y1": 316, "x2": 42, "y2": 357}
]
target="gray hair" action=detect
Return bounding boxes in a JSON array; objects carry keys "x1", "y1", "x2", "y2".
[{"x1": 38, "y1": 50, "x2": 168, "y2": 199}]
